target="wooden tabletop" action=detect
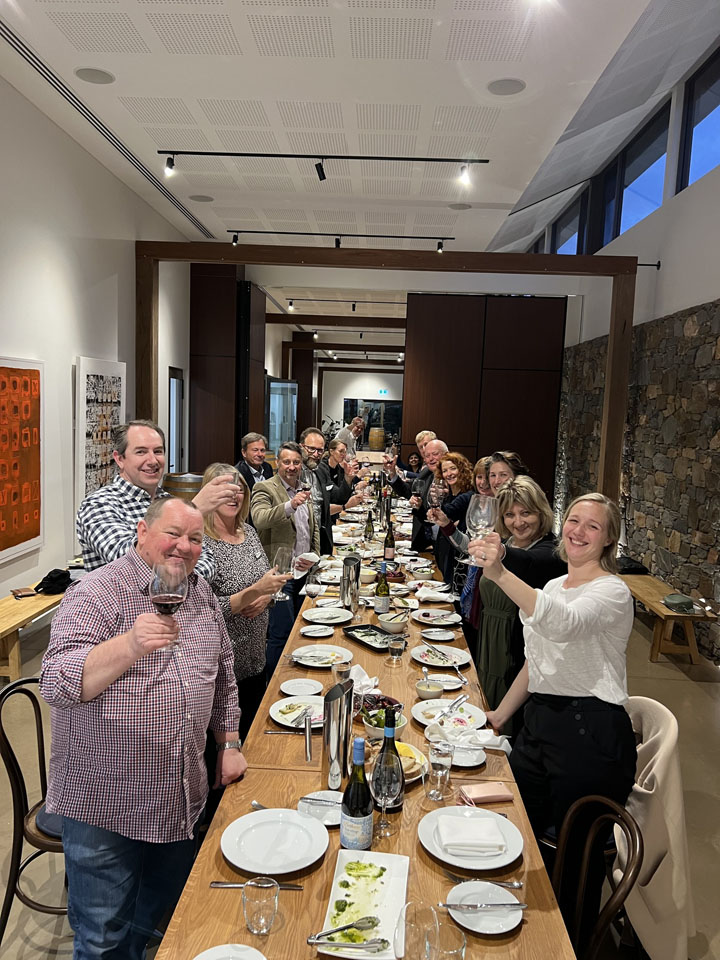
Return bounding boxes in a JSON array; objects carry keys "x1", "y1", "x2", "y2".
[
  {"x1": 620, "y1": 574, "x2": 717, "y2": 622},
  {"x1": 155, "y1": 551, "x2": 575, "y2": 960},
  {"x1": 0, "y1": 586, "x2": 65, "y2": 641}
]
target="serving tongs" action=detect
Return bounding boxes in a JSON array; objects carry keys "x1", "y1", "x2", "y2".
[
  {"x1": 308, "y1": 916, "x2": 380, "y2": 943},
  {"x1": 422, "y1": 641, "x2": 453, "y2": 663},
  {"x1": 432, "y1": 693, "x2": 469, "y2": 723}
]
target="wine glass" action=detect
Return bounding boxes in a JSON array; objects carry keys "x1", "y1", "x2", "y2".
[
  {"x1": 411, "y1": 479, "x2": 425, "y2": 498},
  {"x1": 465, "y1": 494, "x2": 499, "y2": 566},
  {"x1": 305, "y1": 570, "x2": 321, "y2": 607},
  {"x1": 272, "y1": 547, "x2": 294, "y2": 602},
  {"x1": 149, "y1": 561, "x2": 188, "y2": 618},
  {"x1": 370, "y1": 752, "x2": 403, "y2": 840},
  {"x1": 427, "y1": 479, "x2": 449, "y2": 510},
  {"x1": 299, "y1": 467, "x2": 314, "y2": 495},
  {"x1": 393, "y1": 901, "x2": 438, "y2": 960}
]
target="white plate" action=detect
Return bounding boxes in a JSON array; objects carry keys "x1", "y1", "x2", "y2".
[
  {"x1": 430, "y1": 673, "x2": 463, "y2": 691},
  {"x1": 316, "y1": 597, "x2": 342, "y2": 607},
  {"x1": 367, "y1": 740, "x2": 428, "y2": 785},
  {"x1": 300, "y1": 624, "x2": 335, "y2": 639},
  {"x1": 421, "y1": 628, "x2": 456, "y2": 642},
  {"x1": 269, "y1": 695, "x2": 325, "y2": 728},
  {"x1": 424, "y1": 727, "x2": 487, "y2": 766},
  {"x1": 411, "y1": 609, "x2": 462, "y2": 627},
  {"x1": 392, "y1": 597, "x2": 419, "y2": 610},
  {"x1": 411, "y1": 699, "x2": 487, "y2": 730},
  {"x1": 192, "y1": 946, "x2": 267, "y2": 960},
  {"x1": 417, "y1": 807, "x2": 523, "y2": 870},
  {"x1": 389, "y1": 584, "x2": 411, "y2": 596},
  {"x1": 411, "y1": 645, "x2": 472, "y2": 668},
  {"x1": 221, "y1": 809, "x2": 329, "y2": 874},
  {"x1": 320, "y1": 570, "x2": 342, "y2": 584},
  {"x1": 297, "y1": 790, "x2": 343, "y2": 827},
  {"x1": 446, "y1": 881, "x2": 524, "y2": 935},
  {"x1": 408, "y1": 579, "x2": 449, "y2": 592},
  {"x1": 316, "y1": 849, "x2": 409, "y2": 960},
  {"x1": 303, "y1": 607, "x2": 354, "y2": 625},
  {"x1": 293, "y1": 644, "x2": 353, "y2": 668},
  {"x1": 280, "y1": 678, "x2": 323, "y2": 696}
]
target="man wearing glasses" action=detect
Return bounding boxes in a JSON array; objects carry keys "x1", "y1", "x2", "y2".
[{"x1": 299, "y1": 427, "x2": 362, "y2": 555}]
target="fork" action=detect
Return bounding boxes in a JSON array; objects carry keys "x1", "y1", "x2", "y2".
[
  {"x1": 423, "y1": 641, "x2": 453, "y2": 663},
  {"x1": 443, "y1": 868, "x2": 523, "y2": 890},
  {"x1": 291, "y1": 705, "x2": 313, "y2": 727}
]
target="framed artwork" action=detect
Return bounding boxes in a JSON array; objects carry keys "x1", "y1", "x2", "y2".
[
  {"x1": 75, "y1": 357, "x2": 126, "y2": 512},
  {"x1": 0, "y1": 357, "x2": 44, "y2": 564}
]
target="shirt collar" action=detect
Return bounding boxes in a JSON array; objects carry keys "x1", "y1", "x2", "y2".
[
  {"x1": 113, "y1": 473, "x2": 163, "y2": 502},
  {"x1": 279, "y1": 475, "x2": 298, "y2": 496}
]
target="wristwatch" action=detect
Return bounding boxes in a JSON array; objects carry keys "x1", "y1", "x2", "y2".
[{"x1": 216, "y1": 739, "x2": 242, "y2": 752}]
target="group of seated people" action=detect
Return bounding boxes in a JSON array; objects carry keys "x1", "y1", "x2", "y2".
[{"x1": 37, "y1": 417, "x2": 637, "y2": 958}]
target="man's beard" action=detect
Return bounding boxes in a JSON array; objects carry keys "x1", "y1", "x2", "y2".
[{"x1": 303, "y1": 453, "x2": 319, "y2": 471}]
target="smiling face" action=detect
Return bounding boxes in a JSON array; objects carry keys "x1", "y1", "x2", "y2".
[
  {"x1": 216, "y1": 474, "x2": 245, "y2": 526},
  {"x1": 503, "y1": 502, "x2": 541, "y2": 549},
  {"x1": 301, "y1": 432, "x2": 325, "y2": 469},
  {"x1": 244, "y1": 440, "x2": 266, "y2": 468},
  {"x1": 488, "y1": 460, "x2": 515, "y2": 494},
  {"x1": 114, "y1": 425, "x2": 165, "y2": 495},
  {"x1": 136, "y1": 499, "x2": 203, "y2": 575},
  {"x1": 277, "y1": 448, "x2": 303, "y2": 487},
  {"x1": 440, "y1": 459, "x2": 459, "y2": 491},
  {"x1": 423, "y1": 440, "x2": 445, "y2": 470},
  {"x1": 475, "y1": 471, "x2": 491, "y2": 496},
  {"x1": 562, "y1": 500, "x2": 612, "y2": 568}
]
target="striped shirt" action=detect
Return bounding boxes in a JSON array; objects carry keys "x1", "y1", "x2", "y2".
[
  {"x1": 76, "y1": 475, "x2": 215, "y2": 580},
  {"x1": 40, "y1": 549, "x2": 239, "y2": 842}
]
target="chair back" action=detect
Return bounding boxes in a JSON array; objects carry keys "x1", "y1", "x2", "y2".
[
  {"x1": 552, "y1": 794, "x2": 643, "y2": 960},
  {"x1": 0, "y1": 678, "x2": 49, "y2": 840}
]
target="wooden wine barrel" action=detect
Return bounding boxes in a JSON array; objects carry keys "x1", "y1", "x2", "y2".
[
  {"x1": 162, "y1": 472, "x2": 203, "y2": 502},
  {"x1": 367, "y1": 427, "x2": 385, "y2": 451}
]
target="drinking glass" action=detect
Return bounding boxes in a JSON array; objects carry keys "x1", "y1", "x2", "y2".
[
  {"x1": 149, "y1": 561, "x2": 188, "y2": 630},
  {"x1": 427, "y1": 479, "x2": 449, "y2": 510},
  {"x1": 331, "y1": 661, "x2": 352, "y2": 685},
  {"x1": 424, "y1": 742, "x2": 455, "y2": 801},
  {"x1": 426, "y1": 922, "x2": 466, "y2": 959},
  {"x1": 385, "y1": 636, "x2": 406, "y2": 667},
  {"x1": 393, "y1": 901, "x2": 438, "y2": 960},
  {"x1": 465, "y1": 495, "x2": 499, "y2": 566},
  {"x1": 370, "y1": 752, "x2": 403, "y2": 839},
  {"x1": 305, "y1": 570, "x2": 322, "y2": 606},
  {"x1": 272, "y1": 547, "x2": 294, "y2": 602},
  {"x1": 410, "y1": 479, "x2": 425, "y2": 498},
  {"x1": 242, "y1": 876, "x2": 279, "y2": 935}
]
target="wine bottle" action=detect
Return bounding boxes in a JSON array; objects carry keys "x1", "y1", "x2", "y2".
[
  {"x1": 374, "y1": 560, "x2": 390, "y2": 614},
  {"x1": 384, "y1": 501, "x2": 395, "y2": 561},
  {"x1": 373, "y1": 709, "x2": 405, "y2": 814},
  {"x1": 364, "y1": 510, "x2": 374, "y2": 541},
  {"x1": 340, "y1": 737, "x2": 373, "y2": 850}
]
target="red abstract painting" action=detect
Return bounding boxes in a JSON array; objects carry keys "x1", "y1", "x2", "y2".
[{"x1": 0, "y1": 363, "x2": 42, "y2": 555}]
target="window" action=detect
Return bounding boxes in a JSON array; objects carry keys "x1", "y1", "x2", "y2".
[
  {"x1": 528, "y1": 235, "x2": 544, "y2": 253},
  {"x1": 168, "y1": 367, "x2": 184, "y2": 473},
  {"x1": 679, "y1": 48, "x2": 720, "y2": 190},
  {"x1": 550, "y1": 192, "x2": 587, "y2": 254}
]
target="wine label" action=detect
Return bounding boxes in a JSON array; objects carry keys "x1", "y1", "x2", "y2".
[
  {"x1": 374, "y1": 595, "x2": 390, "y2": 614},
  {"x1": 384, "y1": 547, "x2": 395, "y2": 560},
  {"x1": 340, "y1": 812, "x2": 373, "y2": 850}
]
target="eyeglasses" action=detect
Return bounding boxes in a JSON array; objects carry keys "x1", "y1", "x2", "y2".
[{"x1": 303, "y1": 445, "x2": 324, "y2": 454}]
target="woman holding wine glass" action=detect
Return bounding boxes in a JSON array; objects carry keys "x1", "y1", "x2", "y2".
[
  {"x1": 429, "y1": 452, "x2": 474, "y2": 585},
  {"x1": 201, "y1": 463, "x2": 292, "y2": 740}
]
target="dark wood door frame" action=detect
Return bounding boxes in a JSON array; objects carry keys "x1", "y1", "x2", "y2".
[{"x1": 135, "y1": 241, "x2": 636, "y2": 499}]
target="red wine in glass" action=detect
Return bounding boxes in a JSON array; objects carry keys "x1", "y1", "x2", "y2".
[
  {"x1": 149, "y1": 562, "x2": 188, "y2": 618},
  {"x1": 151, "y1": 594, "x2": 185, "y2": 615}
]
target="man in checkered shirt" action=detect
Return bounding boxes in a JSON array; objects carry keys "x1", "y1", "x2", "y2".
[
  {"x1": 76, "y1": 419, "x2": 244, "y2": 579},
  {"x1": 41, "y1": 496, "x2": 247, "y2": 959}
]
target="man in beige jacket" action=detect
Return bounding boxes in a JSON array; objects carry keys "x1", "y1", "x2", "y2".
[{"x1": 251, "y1": 441, "x2": 320, "y2": 675}]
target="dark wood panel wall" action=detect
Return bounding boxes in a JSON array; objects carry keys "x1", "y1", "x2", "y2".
[
  {"x1": 401, "y1": 294, "x2": 566, "y2": 495},
  {"x1": 292, "y1": 331, "x2": 317, "y2": 430}
]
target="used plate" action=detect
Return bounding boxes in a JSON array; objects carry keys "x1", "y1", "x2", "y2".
[
  {"x1": 446, "y1": 881, "x2": 524, "y2": 935},
  {"x1": 293, "y1": 644, "x2": 353, "y2": 668},
  {"x1": 316, "y1": 849, "x2": 409, "y2": 960},
  {"x1": 411, "y1": 609, "x2": 462, "y2": 627},
  {"x1": 429, "y1": 673, "x2": 463, "y2": 691},
  {"x1": 392, "y1": 596, "x2": 419, "y2": 610},
  {"x1": 411, "y1": 699, "x2": 487, "y2": 730},
  {"x1": 300, "y1": 624, "x2": 335, "y2": 639},
  {"x1": 408, "y1": 579, "x2": 449, "y2": 592},
  {"x1": 298, "y1": 790, "x2": 343, "y2": 827},
  {"x1": 303, "y1": 607, "x2": 354, "y2": 625},
  {"x1": 342, "y1": 623, "x2": 390, "y2": 651},
  {"x1": 367, "y1": 739, "x2": 428, "y2": 784},
  {"x1": 221, "y1": 809, "x2": 329, "y2": 874},
  {"x1": 269, "y1": 695, "x2": 324, "y2": 729},
  {"x1": 280, "y1": 678, "x2": 323, "y2": 696},
  {"x1": 411, "y1": 645, "x2": 472, "y2": 668},
  {"x1": 420, "y1": 628, "x2": 456, "y2": 642},
  {"x1": 417, "y1": 807, "x2": 523, "y2": 871}
]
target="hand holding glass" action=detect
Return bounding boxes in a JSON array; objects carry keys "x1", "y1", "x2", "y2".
[
  {"x1": 272, "y1": 547, "x2": 294, "y2": 602},
  {"x1": 149, "y1": 561, "x2": 188, "y2": 621},
  {"x1": 465, "y1": 495, "x2": 499, "y2": 566}
]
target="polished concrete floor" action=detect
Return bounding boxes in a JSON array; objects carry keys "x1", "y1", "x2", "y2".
[{"x1": 1, "y1": 615, "x2": 718, "y2": 959}]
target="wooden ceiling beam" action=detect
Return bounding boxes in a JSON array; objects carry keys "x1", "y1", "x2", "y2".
[{"x1": 266, "y1": 313, "x2": 406, "y2": 329}]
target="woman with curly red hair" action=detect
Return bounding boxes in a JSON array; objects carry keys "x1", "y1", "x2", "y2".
[{"x1": 432, "y1": 452, "x2": 474, "y2": 585}]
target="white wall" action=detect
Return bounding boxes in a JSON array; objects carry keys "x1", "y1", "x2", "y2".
[
  {"x1": 264, "y1": 322, "x2": 292, "y2": 378},
  {"x1": 158, "y1": 262, "x2": 191, "y2": 467},
  {"x1": 321, "y1": 371, "x2": 404, "y2": 424},
  {"x1": 0, "y1": 77, "x2": 188, "y2": 593}
]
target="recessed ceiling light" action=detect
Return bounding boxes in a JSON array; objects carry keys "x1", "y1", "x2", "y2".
[
  {"x1": 74, "y1": 67, "x2": 116, "y2": 85},
  {"x1": 448, "y1": 203, "x2": 472, "y2": 211},
  {"x1": 188, "y1": 195, "x2": 214, "y2": 203},
  {"x1": 487, "y1": 78, "x2": 526, "y2": 96}
]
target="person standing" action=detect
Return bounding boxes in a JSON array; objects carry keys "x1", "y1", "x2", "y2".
[
  {"x1": 234, "y1": 432, "x2": 274, "y2": 527},
  {"x1": 300, "y1": 428, "x2": 362, "y2": 555},
  {"x1": 383, "y1": 437, "x2": 448, "y2": 551},
  {"x1": 41, "y1": 497, "x2": 246, "y2": 960},
  {"x1": 334, "y1": 416, "x2": 365, "y2": 460}
]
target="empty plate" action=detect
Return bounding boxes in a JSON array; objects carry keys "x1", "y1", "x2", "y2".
[
  {"x1": 445, "y1": 881, "x2": 524, "y2": 935},
  {"x1": 280, "y1": 678, "x2": 323, "y2": 696},
  {"x1": 297, "y1": 790, "x2": 343, "y2": 827},
  {"x1": 300, "y1": 624, "x2": 335, "y2": 638},
  {"x1": 221, "y1": 809, "x2": 329, "y2": 874}
]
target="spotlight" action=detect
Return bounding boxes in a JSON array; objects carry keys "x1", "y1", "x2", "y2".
[
  {"x1": 231, "y1": 233, "x2": 238, "y2": 246},
  {"x1": 288, "y1": 300, "x2": 294, "y2": 311},
  {"x1": 458, "y1": 164, "x2": 471, "y2": 187},
  {"x1": 397, "y1": 354, "x2": 403, "y2": 362},
  {"x1": 164, "y1": 156, "x2": 175, "y2": 177},
  {"x1": 335, "y1": 237, "x2": 341, "y2": 249},
  {"x1": 315, "y1": 160, "x2": 326, "y2": 182},
  {"x1": 437, "y1": 240, "x2": 444, "y2": 253},
  {"x1": 352, "y1": 302, "x2": 356, "y2": 312},
  {"x1": 313, "y1": 330, "x2": 318, "y2": 340},
  {"x1": 359, "y1": 331, "x2": 363, "y2": 340}
]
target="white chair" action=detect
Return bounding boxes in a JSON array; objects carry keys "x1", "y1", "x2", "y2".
[{"x1": 613, "y1": 696, "x2": 695, "y2": 960}]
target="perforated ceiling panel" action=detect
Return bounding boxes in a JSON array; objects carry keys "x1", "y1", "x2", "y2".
[
  {"x1": 361, "y1": 178, "x2": 412, "y2": 196},
  {"x1": 119, "y1": 97, "x2": 196, "y2": 125},
  {"x1": 453, "y1": 0, "x2": 520, "y2": 10},
  {"x1": 356, "y1": 103, "x2": 421, "y2": 131},
  {"x1": 197, "y1": 99, "x2": 270, "y2": 127},
  {"x1": 301, "y1": 176, "x2": 354, "y2": 194},
  {"x1": 358, "y1": 133, "x2": 417, "y2": 155},
  {"x1": 287, "y1": 131, "x2": 349, "y2": 154},
  {"x1": 264, "y1": 208, "x2": 313, "y2": 221},
  {"x1": 359, "y1": 160, "x2": 414, "y2": 178},
  {"x1": 182, "y1": 172, "x2": 238, "y2": 188},
  {"x1": 414, "y1": 211, "x2": 458, "y2": 227},
  {"x1": 445, "y1": 17, "x2": 535, "y2": 60},
  {"x1": 247, "y1": 16, "x2": 335, "y2": 57},
  {"x1": 232, "y1": 156, "x2": 291, "y2": 174},
  {"x1": 177, "y1": 156, "x2": 230, "y2": 173},
  {"x1": 349, "y1": 17, "x2": 433, "y2": 59},
  {"x1": 217, "y1": 129, "x2": 280, "y2": 151},
  {"x1": 243, "y1": 175, "x2": 297, "y2": 192},
  {"x1": 45, "y1": 12, "x2": 150, "y2": 53},
  {"x1": 314, "y1": 209, "x2": 359, "y2": 223},
  {"x1": 432, "y1": 104, "x2": 499, "y2": 136},
  {"x1": 348, "y1": 0, "x2": 436, "y2": 7},
  {"x1": 277, "y1": 100, "x2": 343, "y2": 128},
  {"x1": 144, "y1": 127, "x2": 213, "y2": 149},
  {"x1": 427, "y1": 135, "x2": 489, "y2": 158},
  {"x1": 146, "y1": 14, "x2": 243, "y2": 55}
]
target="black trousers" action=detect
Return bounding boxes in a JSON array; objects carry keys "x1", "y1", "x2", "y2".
[{"x1": 511, "y1": 693, "x2": 637, "y2": 951}]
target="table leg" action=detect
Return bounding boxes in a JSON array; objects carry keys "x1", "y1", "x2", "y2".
[
  {"x1": 0, "y1": 629, "x2": 22, "y2": 681},
  {"x1": 649, "y1": 618, "x2": 666, "y2": 662},
  {"x1": 682, "y1": 620, "x2": 702, "y2": 664}
]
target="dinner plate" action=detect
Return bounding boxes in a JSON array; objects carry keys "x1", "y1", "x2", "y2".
[
  {"x1": 389, "y1": 584, "x2": 411, "y2": 596},
  {"x1": 417, "y1": 807, "x2": 523, "y2": 870},
  {"x1": 411, "y1": 645, "x2": 472, "y2": 668},
  {"x1": 411, "y1": 609, "x2": 462, "y2": 627},
  {"x1": 280, "y1": 678, "x2": 323, "y2": 696},
  {"x1": 420, "y1": 628, "x2": 456, "y2": 642},
  {"x1": 446, "y1": 881, "x2": 524, "y2": 935},
  {"x1": 367, "y1": 739, "x2": 428, "y2": 784},
  {"x1": 303, "y1": 607, "x2": 354, "y2": 625},
  {"x1": 411, "y1": 699, "x2": 487, "y2": 730},
  {"x1": 423, "y1": 728, "x2": 487, "y2": 767},
  {"x1": 297, "y1": 790, "x2": 343, "y2": 827},
  {"x1": 269, "y1": 695, "x2": 325, "y2": 728},
  {"x1": 221, "y1": 809, "x2": 329, "y2": 874},
  {"x1": 430, "y1": 673, "x2": 463, "y2": 691},
  {"x1": 316, "y1": 849, "x2": 409, "y2": 959},
  {"x1": 319, "y1": 570, "x2": 342, "y2": 584},
  {"x1": 192, "y1": 946, "x2": 266, "y2": 960},
  {"x1": 408, "y1": 579, "x2": 449, "y2": 592},
  {"x1": 300, "y1": 624, "x2": 335, "y2": 639},
  {"x1": 392, "y1": 597, "x2": 419, "y2": 610},
  {"x1": 292, "y1": 644, "x2": 353, "y2": 668}
]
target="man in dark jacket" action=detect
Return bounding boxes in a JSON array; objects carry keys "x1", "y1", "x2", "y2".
[{"x1": 235, "y1": 432, "x2": 273, "y2": 525}]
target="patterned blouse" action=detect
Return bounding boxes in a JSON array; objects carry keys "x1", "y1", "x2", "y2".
[{"x1": 204, "y1": 526, "x2": 270, "y2": 681}]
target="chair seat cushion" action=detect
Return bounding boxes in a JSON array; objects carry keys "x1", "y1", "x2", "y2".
[{"x1": 35, "y1": 804, "x2": 63, "y2": 840}]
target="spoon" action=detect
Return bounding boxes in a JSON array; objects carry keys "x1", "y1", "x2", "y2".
[{"x1": 422, "y1": 666, "x2": 430, "y2": 684}]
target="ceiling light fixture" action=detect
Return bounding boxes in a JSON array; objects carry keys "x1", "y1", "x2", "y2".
[
  {"x1": 313, "y1": 330, "x2": 318, "y2": 339},
  {"x1": 164, "y1": 156, "x2": 175, "y2": 177},
  {"x1": 352, "y1": 302, "x2": 356, "y2": 312},
  {"x1": 437, "y1": 240, "x2": 444, "y2": 254},
  {"x1": 458, "y1": 164, "x2": 471, "y2": 187},
  {"x1": 359, "y1": 332, "x2": 364, "y2": 340},
  {"x1": 231, "y1": 233, "x2": 238, "y2": 246},
  {"x1": 315, "y1": 160, "x2": 326, "y2": 182},
  {"x1": 335, "y1": 237, "x2": 341, "y2": 249},
  {"x1": 228, "y1": 230, "x2": 452, "y2": 246},
  {"x1": 397, "y1": 354, "x2": 403, "y2": 362},
  {"x1": 288, "y1": 300, "x2": 294, "y2": 311}
]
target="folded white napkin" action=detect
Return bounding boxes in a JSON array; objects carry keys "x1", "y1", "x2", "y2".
[
  {"x1": 293, "y1": 552, "x2": 320, "y2": 579},
  {"x1": 397, "y1": 522, "x2": 413, "y2": 535},
  {"x1": 348, "y1": 663, "x2": 380, "y2": 695},
  {"x1": 425, "y1": 723, "x2": 512, "y2": 756},
  {"x1": 437, "y1": 815, "x2": 507, "y2": 856},
  {"x1": 415, "y1": 587, "x2": 459, "y2": 603}
]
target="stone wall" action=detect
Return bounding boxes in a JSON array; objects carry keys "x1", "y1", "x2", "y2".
[{"x1": 557, "y1": 297, "x2": 720, "y2": 661}]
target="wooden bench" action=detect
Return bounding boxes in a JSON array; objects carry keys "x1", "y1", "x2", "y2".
[
  {"x1": 0, "y1": 588, "x2": 65, "y2": 683},
  {"x1": 620, "y1": 574, "x2": 716, "y2": 664}
]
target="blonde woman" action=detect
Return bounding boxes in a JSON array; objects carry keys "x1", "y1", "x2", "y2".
[{"x1": 202, "y1": 463, "x2": 291, "y2": 739}]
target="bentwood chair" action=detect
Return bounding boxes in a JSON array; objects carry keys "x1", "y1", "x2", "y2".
[
  {"x1": 0, "y1": 677, "x2": 66, "y2": 947},
  {"x1": 551, "y1": 795, "x2": 643, "y2": 960}
]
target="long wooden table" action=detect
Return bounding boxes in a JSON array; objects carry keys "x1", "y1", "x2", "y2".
[{"x1": 156, "y1": 557, "x2": 575, "y2": 960}]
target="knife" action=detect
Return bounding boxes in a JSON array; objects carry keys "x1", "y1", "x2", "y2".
[
  {"x1": 210, "y1": 881, "x2": 303, "y2": 890},
  {"x1": 438, "y1": 901, "x2": 527, "y2": 911},
  {"x1": 423, "y1": 641, "x2": 453, "y2": 663}
]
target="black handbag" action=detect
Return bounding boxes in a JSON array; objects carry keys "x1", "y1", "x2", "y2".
[{"x1": 35, "y1": 569, "x2": 72, "y2": 594}]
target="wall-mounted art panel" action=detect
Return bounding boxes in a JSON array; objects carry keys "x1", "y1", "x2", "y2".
[{"x1": 75, "y1": 357, "x2": 126, "y2": 513}]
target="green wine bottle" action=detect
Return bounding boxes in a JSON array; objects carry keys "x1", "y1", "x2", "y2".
[
  {"x1": 340, "y1": 737, "x2": 373, "y2": 850},
  {"x1": 374, "y1": 560, "x2": 390, "y2": 614},
  {"x1": 364, "y1": 510, "x2": 374, "y2": 541},
  {"x1": 384, "y1": 500, "x2": 395, "y2": 561}
]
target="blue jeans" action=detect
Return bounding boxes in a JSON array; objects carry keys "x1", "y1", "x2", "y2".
[
  {"x1": 62, "y1": 817, "x2": 197, "y2": 960},
  {"x1": 266, "y1": 574, "x2": 306, "y2": 678}
]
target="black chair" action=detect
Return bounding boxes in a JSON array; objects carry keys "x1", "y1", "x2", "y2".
[
  {"x1": 551, "y1": 794, "x2": 643, "y2": 960},
  {"x1": 0, "y1": 677, "x2": 66, "y2": 947}
]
